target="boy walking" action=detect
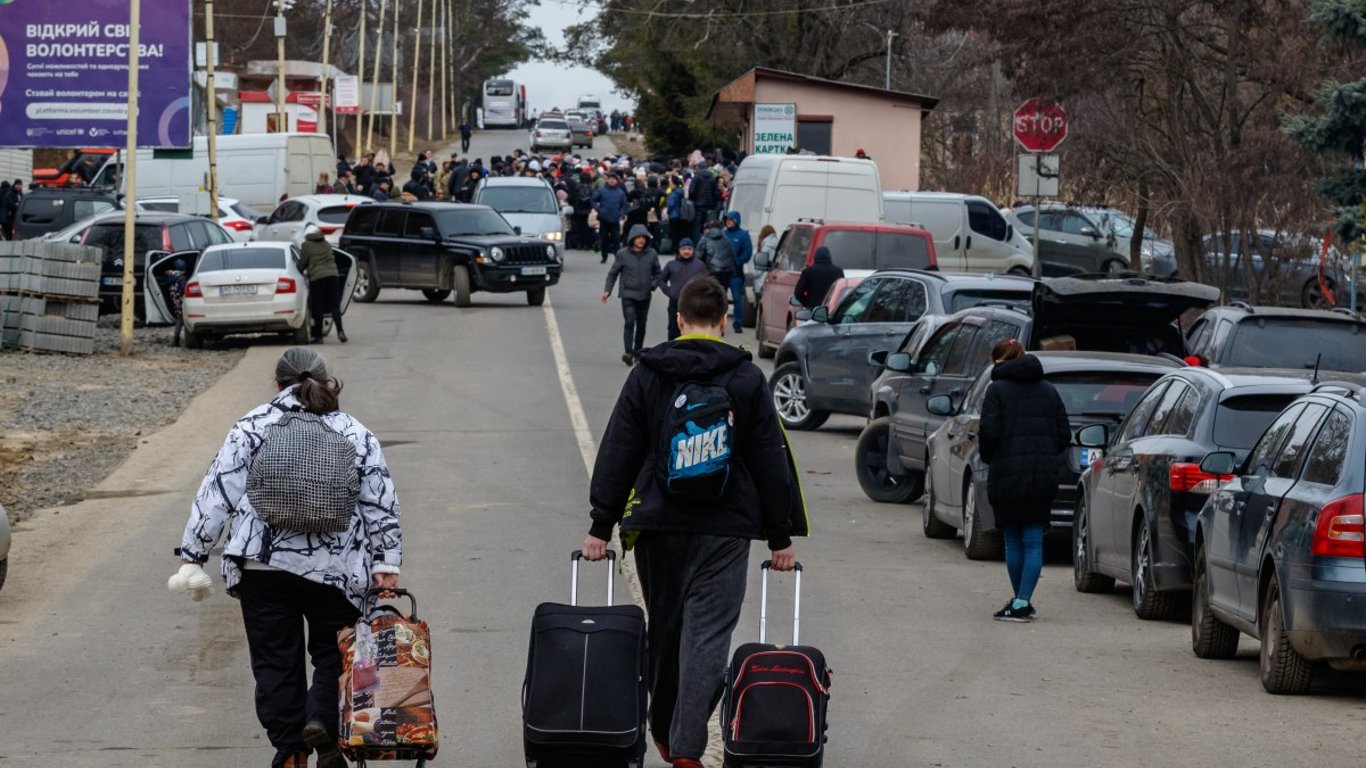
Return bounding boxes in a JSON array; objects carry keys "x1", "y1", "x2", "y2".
[
  {"x1": 582, "y1": 277, "x2": 806, "y2": 768},
  {"x1": 721, "y1": 212, "x2": 753, "y2": 333},
  {"x1": 602, "y1": 224, "x2": 662, "y2": 365},
  {"x1": 653, "y1": 238, "x2": 707, "y2": 341}
]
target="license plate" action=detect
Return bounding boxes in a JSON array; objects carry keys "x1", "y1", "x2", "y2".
[
  {"x1": 219, "y1": 284, "x2": 258, "y2": 296},
  {"x1": 521, "y1": 266, "x2": 547, "y2": 276},
  {"x1": 1081, "y1": 447, "x2": 1104, "y2": 471},
  {"x1": 101, "y1": 276, "x2": 121, "y2": 286}
]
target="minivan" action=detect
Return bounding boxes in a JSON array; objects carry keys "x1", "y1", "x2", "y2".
[
  {"x1": 726, "y1": 155, "x2": 883, "y2": 244},
  {"x1": 882, "y1": 192, "x2": 1033, "y2": 275},
  {"x1": 126, "y1": 133, "x2": 336, "y2": 213}
]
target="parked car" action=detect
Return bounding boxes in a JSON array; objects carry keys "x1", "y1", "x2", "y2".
[
  {"x1": 138, "y1": 196, "x2": 261, "y2": 242},
  {"x1": 1005, "y1": 203, "x2": 1175, "y2": 275},
  {"x1": 174, "y1": 241, "x2": 358, "y2": 349},
  {"x1": 918, "y1": 352, "x2": 1177, "y2": 558},
  {"x1": 754, "y1": 220, "x2": 938, "y2": 357},
  {"x1": 472, "y1": 176, "x2": 569, "y2": 261},
  {"x1": 859, "y1": 274, "x2": 1220, "y2": 503},
  {"x1": 0, "y1": 500, "x2": 9, "y2": 593},
  {"x1": 807, "y1": 275, "x2": 867, "y2": 322},
  {"x1": 1191, "y1": 382, "x2": 1366, "y2": 693},
  {"x1": 567, "y1": 118, "x2": 595, "y2": 149},
  {"x1": 15, "y1": 187, "x2": 121, "y2": 240},
  {"x1": 883, "y1": 191, "x2": 1034, "y2": 274},
  {"x1": 770, "y1": 270, "x2": 1033, "y2": 430},
  {"x1": 339, "y1": 202, "x2": 562, "y2": 307},
  {"x1": 530, "y1": 118, "x2": 574, "y2": 152},
  {"x1": 1073, "y1": 366, "x2": 1351, "y2": 618},
  {"x1": 1185, "y1": 304, "x2": 1366, "y2": 372},
  {"x1": 80, "y1": 212, "x2": 235, "y2": 318},
  {"x1": 252, "y1": 194, "x2": 373, "y2": 247},
  {"x1": 1148, "y1": 230, "x2": 1346, "y2": 309}
]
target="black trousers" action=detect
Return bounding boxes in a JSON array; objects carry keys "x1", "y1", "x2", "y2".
[
  {"x1": 238, "y1": 570, "x2": 360, "y2": 767},
  {"x1": 461, "y1": 135, "x2": 471, "y2": 152},
  {"x1": 669, "y1": 219, "x2": 691, "y2": 252},
  {"x1": 666, "y1": 299, "x2": 681, "y2": 340},
  {"x1": 599, "y1": 220, "x2": 621, "y2": 263},
  {"x1": 621, "y1": 296, "x2": 651, "y2": 355},
  {"x1": 309, "y1": 275, "x2": 344, "y2": 338}
]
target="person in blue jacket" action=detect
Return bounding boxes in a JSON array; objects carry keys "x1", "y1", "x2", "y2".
[
  {"x1": 721, "y1": 211, "x2": 753, "y2": 333},
  {"x1": 591, "y1": 173, "x2": 629, "y2": 265}
]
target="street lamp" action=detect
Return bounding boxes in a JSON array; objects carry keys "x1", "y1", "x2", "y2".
[
  {"x1": 860, "y1": 22, "x2": 899, "y2": 90},
  {"x1": 274, "y1": 0, "x2": 295, "y2": 132}
]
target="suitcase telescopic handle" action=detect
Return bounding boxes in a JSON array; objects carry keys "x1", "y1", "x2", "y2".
[
  {"x1": 570, "y1": 549, "x2": 616, "y2": 607},
  {"x1": 759, "y1": 560, "x2": 803, "y2": 645}
]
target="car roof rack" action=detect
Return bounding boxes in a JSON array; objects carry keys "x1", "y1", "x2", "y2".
[
  {"x1": 1309, "y1": 381, "x2": 1365, "y2": 400},
  {"x1": 796, "y1": 217, "x2": 824, "y2": 224},
  {"x1": 1227, "y1": 301, "x2": 1254, "y2": 312}
]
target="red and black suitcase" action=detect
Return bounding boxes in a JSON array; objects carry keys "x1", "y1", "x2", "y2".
[{"x1": 721, "y1": 561, "x2": 831, "y2": 768}]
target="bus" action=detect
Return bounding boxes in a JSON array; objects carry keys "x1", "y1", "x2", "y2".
[
  {"x1": 576, "y1": 94, "x2": 602, "y2": 119},
  {"x1": 483, "y1": 78, "x2": 526, "y2": 128}
]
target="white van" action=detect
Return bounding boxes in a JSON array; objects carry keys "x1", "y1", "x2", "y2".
[
  {"x1": 727, "y1": 155, "x2": 883, "y2": 239},
  {"x1": 127, "y1": 133, "x2": 335, "y2": 212},
  {"x1": 882, "y1": 191, "x2": 1033, "y2": 274}
]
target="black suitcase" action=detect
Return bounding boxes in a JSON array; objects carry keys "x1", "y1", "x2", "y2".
[
  {"x1": 523, "y1": 550, "x2": 648, "y2": 768},
  {"x1": 721, "y1": 561, "x2": 831, "y2": 768}
]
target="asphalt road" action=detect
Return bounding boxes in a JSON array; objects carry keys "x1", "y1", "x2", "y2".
[{"x1": 1, "y1": 129, "x2": 1362, "y2": 767}]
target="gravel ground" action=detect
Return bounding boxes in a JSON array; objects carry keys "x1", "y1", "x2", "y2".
[{"x1": 0, "y1": 319, "x2": 244, "y2": 522}]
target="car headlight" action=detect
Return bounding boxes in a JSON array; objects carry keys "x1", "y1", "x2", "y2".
[
  {"x1": 490, "y1": 247, "x2": 505, "y2": 262},
  {"x1": 541, "y1": 231, "x2": 563, "y2": 242},
  {"x1": 545, "y1": 245, "x2": 556, "y2": 259}
]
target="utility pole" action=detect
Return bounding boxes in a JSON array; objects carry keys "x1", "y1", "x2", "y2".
[
  {"x1": 204, "y1": 0, "x2": 220, "y2": 222},
  {"x1": 406, "y1": 0, "x2": 423, "y2": 152},
  {"x1": 389, "y1": 0, "x2": 398, "y2": 162},
  {"x1": 440, "y1": 0, "x2": 449, "y2": 139},
  {"x1": 355, "y1": 0, "x2": 366, "y2": 153},
  {"x1": 425, "y1": 0, "x2": 436, "y2": 143},
  {"x1": 884, "y1": 30, "x2": 897, "y2": 90},
  {"x1": 120, "y1": 0, "x2": 142, "y2": 356},
  {"x1": 366, "y1": 0, "x2": 387, "y2": 150},
  {"x1": 274, "y1": 0, "x2": 294, "y2": 132},
  {"x1": 318, "y1": 0, "x2": 334, "y2": 139}
]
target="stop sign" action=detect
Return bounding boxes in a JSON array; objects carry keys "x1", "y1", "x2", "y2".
[{"x1": 1013, "y1": 98, "x2": 1068, "y2": 153}]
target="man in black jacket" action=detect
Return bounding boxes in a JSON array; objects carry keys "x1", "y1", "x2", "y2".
[
  {"x1": 793, "y1": 245, "x2": 844, "y2": 309},
  {"x1": 686, "y1": 162, "x2": 720, "y2": 243},
  {"x1": 583, "y1": 278, "x2": 805, "y2": 768}
]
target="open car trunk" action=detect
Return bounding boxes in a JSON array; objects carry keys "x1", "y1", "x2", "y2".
[{"x1": 1030, "y1": 275, "x2": 1220, "y2": 357}]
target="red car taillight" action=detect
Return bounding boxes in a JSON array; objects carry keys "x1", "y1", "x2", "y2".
[
  {"x1": 275, "y1": 277, "x2": 297, "y2": 294},
  {"x1": 318, "y1": 225, "x2": 341, "y2": 235},
  {"x1": 184, "y1": 281, "x2": 202, "y2": 298},
  {"x1": 1312, "y1": 494, "x2": 1365, "y2": 558},
  {"x1": 223, "y1": 220, "x2": 254, "y2": 231},
  {"x1": 1169, "y1": 462, "x2": 1233, "y2": 494}
]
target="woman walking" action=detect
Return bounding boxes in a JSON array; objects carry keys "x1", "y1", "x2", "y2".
[
  {"x1": 172, "y1": 347, "x2": 403, "y2": 768},
  {"x1": 978, "y1": 338, "x2": 1070, "y2": 622}
]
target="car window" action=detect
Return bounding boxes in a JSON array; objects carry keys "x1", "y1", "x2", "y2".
[
  {"x1": 1186, "y1": 318, "x2": 1210, "y2": 354},
  {"x1": 984, "y1": 319, "x2": 1023, "y2": 348},
  {"x1": 1145, "y1": 382, "x2": 1189, "y2": 436},
  {"x1": 1301, "y1": 408, "x2": 1352, "y2": 486},
  {"x1": 1161, "y1": 386, "x2": 1200, "y2": 436},
  {"x1": 834, "y1": 278, "x2": 880, "y2": 324},
  {"x1": 874, "y1": 233, "x2": 933, "y2": 270},
  {"x1": 1119, "y1": 382, "x2": 1170, "y2": 442},
  {"x1": 942, "y1": 326, "x2": 980, "y2": 375},
  {"x1": 961, "y1": 330, "x2": 996, "y2": 375},
  {"x1": 1056, "y1": 212, "x2": 1094, "y2": 236},
  {"x1": 168, "y1": 224, "x2": 193, "y2": 252},
  {"x1": 782, "y1": 228, "x2": 813, "y2": 271},
  {"x1": 196, "y1": 247, "x2": 288, "y2": 271},
  {"x1": 318, "y1": 205, "x2": 356, "y2": 225},
  {"x1": 963, "y1": 368, "x2": 993, "y2": 415},
  {"x1": 183, "y1": 221, "x2": 210, "y2": 249},
  {"x1": 278, "y1": 201, "x2": 306, "y2": 222},
  {"x1": 73, "y1": 199, "x2": 116, "y2": 219},
  {"x1": 865, "y1": 278, "x2": 927, "y2": 324},
  {"x1": 947, "y1": 289, "x2": 1031, "y2": 313},
  {"x1": 898, "y1": 319, "x2": 932, "y2": 355},
  {"x1": 346, "y1": 206, "x2": 380, "y2": 234},
  {"x1": 434, "y1": 208, "x2": 515, "y2": 236},
  {"x1": 1227, "y1": 319, "x2": 1366, "y2": 371},
  {"x1": 84, "y1": 223, "x2": 162, "y2": 254},
  {"x1": 1049, "y1": 373, "x2": 1165, "y2": 419},
  {"x1": 477, "y1": 185, "x2": 558, "y2": 214},
  {"x1": 232, "y1": 203, "x2": 262, "y2": 220},
  {"x1": 967, "y1": 201, "x2": 1008, "y2": 241},
  {"x1": 918, "y1": 325, "x2": 960, "y2": 376},
  {"x1": 1014, "y1": 209, "x2": 1036, "y2": 228},
  {"x1": 1213, "y1": 394, "x2": 1300, "y2": 449},
  {"x1": 1246, "y1": 404, "x2": 1306, "y2": 478},
  {"x1": 820, "y1": 230, "x2": 878, "y2": 271},
  {"x1": 374, "y1": 209, "x2": 405, "y2": 236},
  {"x1": 1271, "y1": 403, "x2": 1328, "y2": 479},
  {"x1": 403, "y1": 211, "x2": 436, "y2": 238}
]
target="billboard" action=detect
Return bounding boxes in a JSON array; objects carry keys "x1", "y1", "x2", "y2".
[
  {"x1": 752, "y1": 103, "x2": 796, "y2": 155},
  {"x1": 0, "y1": 0, "x2": 192, "y2": 148}
]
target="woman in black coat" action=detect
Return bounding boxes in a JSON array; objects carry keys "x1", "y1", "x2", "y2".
[{"x1": 978, "y1": 339, "x2": 1071, "y2": 622}]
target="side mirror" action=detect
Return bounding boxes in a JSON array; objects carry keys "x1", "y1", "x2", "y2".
[
  {"x1": 1080, "y1": 226, "x2": 1100, "y2": 239},
  {"x1": 1199, "y1": 451, "x2": 1238, "y2": 476},
  {"x1": 809, "y1": 306, "x2": 830, "y2": 323},
  {"x1": 926, "y1": 394, "x2": 956, "y2": 416},
  {"x1": 256, "y1": 216, "x2": 271, "y2": 226},
  {"x1": 514, "y1": 226, "x2": 523, "y2": 235},
  {"x1": 885, "y1": 352, "x2": 914, "y2": 372},
  {"x1": 795, "y1": 308, "x2": 813, "y2": 322},
  {"x1": 755, "y1": 252, "x2": 772, "y2": 269},
  {"x1": 1075, "y1": 424, "x2": 1109, "y2": 449},
  {"x1": 788, "y1": 294, "x2": 803, "y2": 307},
  {"x1": 869, "y1": 350, "x2": 889, "y2": 367}
]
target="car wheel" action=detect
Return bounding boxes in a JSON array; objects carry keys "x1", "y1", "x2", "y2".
[
  {"x1": 1131, "y1": 518, "x2": 1182, "y2": 620},
  {"x1": 755, "y1": 307, "x2": 775, "y2": 359},
  {"x1": 1302, "y1": 275, "x2": 1336, "y2": 309},
  {"x1": 1260, "y1": 573, "x2": 1314, "y2": 694},
  {"x1": 769, "y1": 363, "x2": 829, "y2": 430},
  {"x1": 854, "y1": 417, "x2": 920, "y2": 504},
  {"x1": 1191, "y1": 543, "x2": 1239, "y2": 659},
  {"x1": 292, "y1": 315, "x2": 311, "y2": 345},
  {"x1": 922, "y1": 460, "x2": 956, "y2": 538},
  {"x1": 1103, "y1": 258, "x2": 1129, "y2": 275},
  {"x1": 422, "y1": 289, "x2": 451, "y2": 303},
  {"x1": 1008, "y1": 266, "x2": 1032, "y2": 277},
  {"x1": 184, "y1": 328, "x2": 204, "y2": 350},
  {"x1": 453, "y1": 265, "x2": 472, "y2": 308},
  {"x1": 963, "y1": 480, "x2": 1004, "y2": 560},
  {"x1": 1073, "y1": 497, "x2": 1115, "y2": 593},
  {"x1": 0, "y1": 557, "x2": 7, "y2": 593},
  {"x1": 353, "y1": 260, "x2": 380, "y2": 303},
  {"x1": 526, "y1": 286, "x2": 546, "y2": 306}
]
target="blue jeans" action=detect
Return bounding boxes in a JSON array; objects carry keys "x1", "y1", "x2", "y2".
[
  {"x1": 728, "y1": 274, "x2": 746, "y2": 331},
  {"x1": 1002, "y1": 524, "x2": 1046, "y2": 601}
]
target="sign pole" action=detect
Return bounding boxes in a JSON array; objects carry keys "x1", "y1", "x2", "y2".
[
  {"x1": 120, "y1": 0, "x2": 142, "y2": 356},
  {"x1": 389, "y1": 0, "x2": 398, "y2": 162},
  {"x1": 366, "y1": 0, "x2": 386, "y2": 151},
  {"x1": 205, "y1": 0, "x2": 220, "y2": 222},
  {"x1": 275, "y1": 3, "x2": 287, "y2": 131},
  {"x1": 355, "y1": 0, "x2": 366, "y2": 154},
  {"x1": 1031, "y1": 153, "x2": 1043, "y2": 278},
  {"x1": 319, "y1": 0, "x2": 334, "y2": 139},
  {"x1": 406, "y1": 0, "x2": 423, "y2": 152}
]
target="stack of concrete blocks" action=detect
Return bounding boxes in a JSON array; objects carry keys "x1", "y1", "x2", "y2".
[{"x1": 0, "y1": 241, "x2": 102, "y2": 354}]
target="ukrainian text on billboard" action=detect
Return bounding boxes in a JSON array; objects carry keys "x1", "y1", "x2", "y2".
[{"x1": 753, "y1": 103, "x2": 796, "y2": 155}]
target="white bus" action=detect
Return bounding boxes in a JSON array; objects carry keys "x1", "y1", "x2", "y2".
[
  {"x1": 576, "y1": 94, "x2": 602, "y2": 119},
  {"x1": 483, "y1": 78, "x2": 526, "y2": 128}
]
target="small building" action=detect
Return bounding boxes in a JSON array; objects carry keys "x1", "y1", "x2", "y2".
[{"x1": 706, "y1": 67, "x2": 938, "y2": 192}]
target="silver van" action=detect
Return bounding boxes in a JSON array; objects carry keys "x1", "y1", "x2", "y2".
[
  {"x1": 473, "y1": 177, "x2": 571, "y2": 260},
  {"x1": 882, "y1": 192, "x2": 1033, "y2": 274}
]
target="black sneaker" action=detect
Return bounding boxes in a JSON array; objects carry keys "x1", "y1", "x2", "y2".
[
  {"x1": 302, "y1": 721, "x2": 347, "y2": 768},
  {"x1": 621, "y1": 353, "x2": 634, "y2": 366},
  {"x1": 993, "y1": 601, "x2": 1034, "y2": 623},
  {"x1": 337, "y1": 331, "x2": 348, "y2": 343}
]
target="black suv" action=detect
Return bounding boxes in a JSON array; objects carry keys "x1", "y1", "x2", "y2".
[
  {"x1": 15, "y1": 187, "x2": 121, "y2": 240},
  {"x1": 340, "y1": 202, "x2": 562, "y2": 307},
  {"x1": 1185, "y1": 303, "x2": 1366, "y2": 373},
  {"x1": 81, "y1": 212, "x2": 235, "y2": 317}
]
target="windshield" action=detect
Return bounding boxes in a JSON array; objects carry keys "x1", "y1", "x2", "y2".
[
  {"x1": 477, "y1": 186, "x2": 557, "y2": 215},
  {"x1": 231, "y1": 202, "x2": 262, "y2": 220},
  {"x1": 948, "y1": 289, "x2": 1032, "y2": 313},
  {"x1": 318, "y1": 205, "x2": 356, "y2": 225},
  {"x1": 1214, "y1": 394, "x2": 1299, "y2": 449},
  {"x1": 1105, "y1": 212, "x2": 1135, "y2": 237},
  {"x1": 1227, "y1": 319, "x2": 1366, "y2": 371},
  {"x1": 1049, "y1": 373, "x2": 1163, "y2": 419},
  {"x1": 435, "y1": 209, "x2": 515, "y2": 236},
  {"x1": 485, "y1": 81, "x2": 514, "y2": 96},
  {"x1": 197, "y1": 248, "x2": 287, "y2": 272}
]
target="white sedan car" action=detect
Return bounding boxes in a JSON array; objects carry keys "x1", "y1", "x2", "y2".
[
  {"x1": 138, "y1": 196, "x2": 262, "y2": 242},
  {"x1": 253, "y1": 194, "x2": 373, "y2": 246},
  {"x1": 165, "y1": 241, "x2": 358, "y2": 348}
]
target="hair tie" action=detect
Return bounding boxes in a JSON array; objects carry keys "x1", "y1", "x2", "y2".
[{"x1": 297, "y1": 371, "x2": 313, "y2": 381}]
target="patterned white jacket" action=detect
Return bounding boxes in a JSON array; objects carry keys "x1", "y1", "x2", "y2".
[{"x1": 179, "y1": 387, "x2": 402, "y2": 608}]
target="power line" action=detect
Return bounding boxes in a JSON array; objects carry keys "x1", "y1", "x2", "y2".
[{"x1": 540, "y1": 0, "x2": 900, "y2": 20}]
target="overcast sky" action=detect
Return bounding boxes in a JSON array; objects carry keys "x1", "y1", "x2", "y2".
[{"x1": 505, "y1": 1, "x2": 635, "y2": 114}]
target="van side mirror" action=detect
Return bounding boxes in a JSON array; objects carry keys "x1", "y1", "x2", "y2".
[
  {"x1": 809, "y1": 306, "x2": 830, "y2": 323},
  {"x1": 1199, "y1": 451, "x2": 1238, "y2": 476},
  {"x1": 885, "y1": 352, "x2": 914, "y2": 372},
  {"x1": 869, "y1": 350, "x2": 889, "y2": 367},
  {"x1": 795, "y1": 308, "x2": 813, "y2": 322},
  {"x1": 788, "y1": 294, "x2": 803, "y2": 307},
  {"x1": 926, "y1": 394, "x2": 956, "y2": 416},
  {"x1": 1075, "y1": 424, "x2": 1109, "y2": 449}
]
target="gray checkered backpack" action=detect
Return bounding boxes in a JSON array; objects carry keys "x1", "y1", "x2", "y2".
[{"x1": 246, "y1": 405, "x2": 359, "y2": 533}]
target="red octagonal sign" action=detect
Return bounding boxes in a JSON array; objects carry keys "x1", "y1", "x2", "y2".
[{"x1": 1013, "y1": 98, "x2": 1068, "y2": 153}]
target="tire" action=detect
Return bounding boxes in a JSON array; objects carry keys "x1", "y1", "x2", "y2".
[
  {"x1": 1260, "y1": 573, "x2": 1314, "y2": 694},
  {"x1": 1073, "y1": 497, "x2": 1115, "y2": 593},
  {"x1": 922, "y1": 461, "x2": 957, "y2": 538},
  {"x1": 769, "y1": 362, "x2": 829, "y2": 431},
  {"x1": 1302, "y1": 276, "x2": 1336, "y2": 309},
  {"x1": 1191, "y1": 544, "x2": 1239, "y2": 659},
  {"x1": 962, "y1": 480, "x2": 1004, "y2": 560},
  {"x1": 291, "y1": 316, "x2": 311, "y2": 345},
  {"x1": 0, "y1": 558, "x2": 7, "y2": 593},
  {"x1": 855, "y1": 417, "x2": 920, "y2": 504},
  {"x1": 526, "y1": 286, "x2": 546, "y2": 306},
  {"x1": 353, "y1": 260, "x2": 380, "y2": 303},
  {"x1": 422, "y1": 288, "x2": 451, "y2": 303},
  {"x1": 453, "y1": 265, "x2": 472, "y2": 307},
  {"x1": 743, "y1": 296, "x2": 757, "y2": 328},
  {"x1": 1131, "y1": 518, "x2": 1182, "y2": 620},
  {"x1": 184, "y1": 328, "x2": 204, "y2": 350},
  {"x1": 755, "y1": 307, "x2": 775, "y2": 359},
  {"x1": 1103, "y1": 258, "x2": 1129, "y2": 275}
]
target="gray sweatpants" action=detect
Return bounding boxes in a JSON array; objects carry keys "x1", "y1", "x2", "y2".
[{"x1": 633, "y1": 532, "x2": 750, "y2": 760}]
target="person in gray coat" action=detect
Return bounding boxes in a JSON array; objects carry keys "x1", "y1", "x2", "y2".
[
  {"x1": 602, "y1": 223, "x2": 663, "y2": 365},
  {"x1": 653, "y1": 238, "x2": 709, "y2": 340},
  {"x1": 695, "y1": 219, "x2": 736, "y2": 284}
]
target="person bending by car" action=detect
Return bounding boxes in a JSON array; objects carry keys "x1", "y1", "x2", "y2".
[
  {"x1": 300, "y1": 225, "x2": 347, "y2": 344},
  {"x1": 793, "y1": 246, "x2": 843, "y2": 310},
  {"x1": 978, "y1": 338, "x2": 1071, "y2": 622},
  {"x1": 582, "y1": 277, "x2": 805, "y2": 768},
  {"x1": 173, "y1": 347, "x2": 403, "y2": 768}
]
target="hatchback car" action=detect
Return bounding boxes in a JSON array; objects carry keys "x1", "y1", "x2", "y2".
[
  {"x1": 567, "y1": 118, "x2": 595, "y2": 149},
  {"x1": 530, "y1": 118, "x2": 574, "y2": 152},
  {"x1": 81, "y1": 212, "x2": 236, "y2": 318},
  {"x1": 253, "y1": 194, "x2": 374, "y2": 247},
  {"x1": 1191, "y1": 382, "x2": 1366, "y2": 693},
  {"x1": 177, "y1": 242, "x2": 357, "y2": 348},
  {"x1": 1185, "y1": 304, "x2": 1366, "y2": 372},
  {"x1": 917, "y1": 352, "x2": 1177, "y2": 558},
  {"x1": 770, "y1": 270, "x2": 1033, "y2": 430},
  {"x1": 472, "y1": 177, "x2": 569, "y2": 260},
  {"x1": 1007, "y1": 203, "x2": 1175, "y2": 275},
  {"x1": 1073, "y1": 367, "x2": 1341, "y2": 619},
  {"x1": 138, "y1": 196, "x2": 261, "y2": 242}
]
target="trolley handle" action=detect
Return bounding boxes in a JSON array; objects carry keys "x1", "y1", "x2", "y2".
[
  {"x1": 362, "y1": 587, "x2": 418, "y2": 621},
  {"x1": 570, "y1": 549, "x2": 616, "y2": 607},
  {"x1": 759, "y1": 560, "x2": 803, "y2": 645}
]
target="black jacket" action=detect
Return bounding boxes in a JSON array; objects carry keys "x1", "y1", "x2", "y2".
[
  {"x1": 697, "y1": 226, "x2": 736, "y2": 277},
  {"x1": 688, "y1": 168, "x2": 720, "y2": 210},
  {"x1": 978, "y1": 354, "x2": 1071, "y2": 525},
  {"x1": 589, "y1": 338, "x2": 808, "y2": 550},
  {"x1": 793, "y1": 248, "x2": 844, "y2": 309}
]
